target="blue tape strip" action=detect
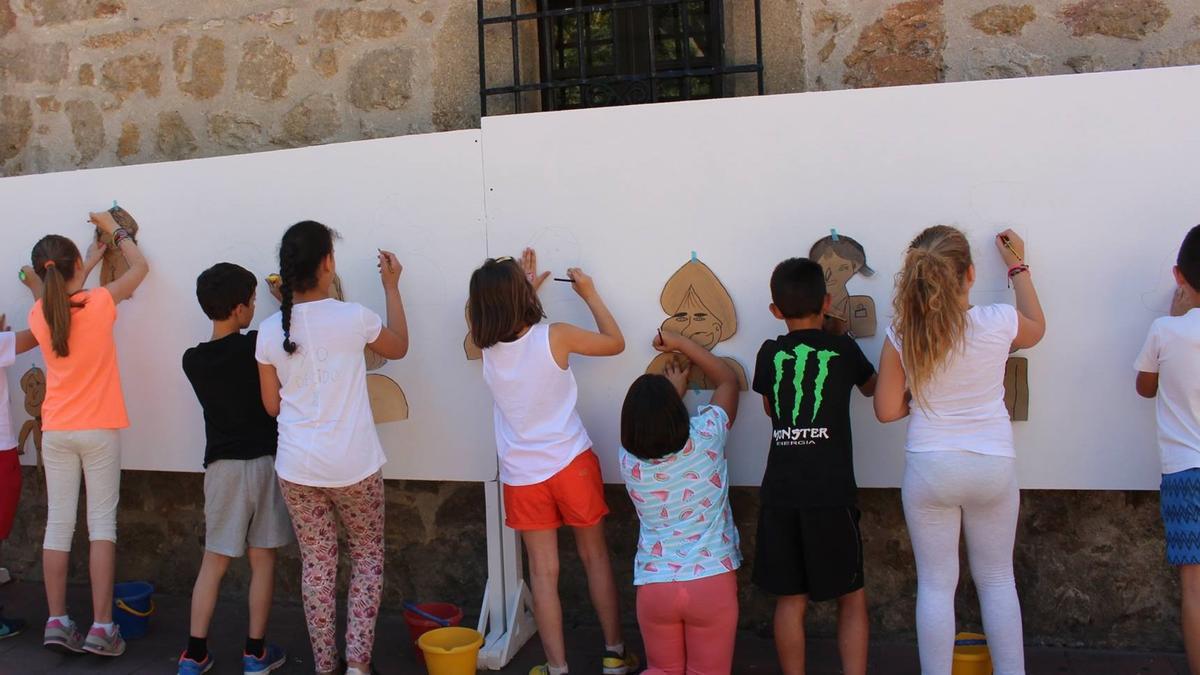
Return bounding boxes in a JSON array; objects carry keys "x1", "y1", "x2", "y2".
[
  {"x1": 691, "y1": 250, "x2": 698, "y2": 262},
  {"x1": 830, "y1": 228, "x2": 839, "y2": 241}
]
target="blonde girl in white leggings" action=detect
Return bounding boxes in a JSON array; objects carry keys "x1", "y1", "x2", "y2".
[{"x1": 874, "y1": 226, "x2": 1046, "y2": 675}]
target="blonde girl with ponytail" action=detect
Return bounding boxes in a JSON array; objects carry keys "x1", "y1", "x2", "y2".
[
  {"x1": 874, "y1": 226, "x2": 1045, "y2": 675},
  {"x1": 27, "y1": 207, "x2": 149, "y2": 658}
]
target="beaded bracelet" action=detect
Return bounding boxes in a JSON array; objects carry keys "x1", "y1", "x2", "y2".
[
  {"x1": 112, "y1": 227, "x2": 132, "y2": 247},
  {"x1": 1007, "y1": 263, "x2": 1029, "y2": 287}
]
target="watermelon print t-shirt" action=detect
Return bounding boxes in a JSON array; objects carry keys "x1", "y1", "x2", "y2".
[{"x1": 619, "y1": 404, "x2": 742, "y2": 586}]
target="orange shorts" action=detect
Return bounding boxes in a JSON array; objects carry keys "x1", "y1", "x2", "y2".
[{"x1": 503, "y1": 450, "x2": 609, "y2": 531}]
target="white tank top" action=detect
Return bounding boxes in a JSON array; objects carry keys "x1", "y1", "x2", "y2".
[{"x1": 482, "y1": 323, "x2": 592, "y2": 485}]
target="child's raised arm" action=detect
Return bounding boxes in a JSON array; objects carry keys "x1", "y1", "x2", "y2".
[
  {"x1": 258, "y1": 362, "x2": 282, "y2": 417},
  {"x1": 874, "y1": 339, "x2": 909, "y2": 422},
  {"x1": 92, "y1": 210, "x2": 149, "y2": 304},
  {"x1": 550, "y1": 267, "x2": 624, "y2": 363},
  {"x1": 366, "y1": 249, "x2": 409, "y2": 359},
  {"x1": 655, "y1": 330, "x2": 739, "y2": 423},
  {"x1": 996, "y1": 229, "x2": 1045, "y2": 350}
]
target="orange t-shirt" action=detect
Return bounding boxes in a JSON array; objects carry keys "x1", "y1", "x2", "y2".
[{"x1": 28, "y1": 287, "x2": 129, "y2": 431}]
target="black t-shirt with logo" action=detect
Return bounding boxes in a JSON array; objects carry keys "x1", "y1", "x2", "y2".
[
  {"x1": 182, "y1": 331, "x2": 278, "y2": 467},
  {"x1": 752, "y1": 329, "x2": 875, "y2": 507}
]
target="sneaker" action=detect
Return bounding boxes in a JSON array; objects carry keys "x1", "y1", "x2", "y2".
[
  {"x1": 528, "y1": 666, "x2": 552, "y2": 675},
  {"x1": 178, "y1": 652, "x2": 214, "y2": 674},
  {"x1": 602, "y1": 649, "x2": 640, "y2": 675},
  {"x1": 83, "y1": 623, "x2": 126, "y2": 656},
  {"x1": 0, "y1": 567, "x2": 11, "y2": 585},
  {"x1": 43, "y1": 618, "x2": 85, "y2": 654},
  {"x1": 243, "y1": 643, "x2": 286, "y2": 674},
  {"x1": 0, "y1": 610, "x2": 26, "y2": 640}
]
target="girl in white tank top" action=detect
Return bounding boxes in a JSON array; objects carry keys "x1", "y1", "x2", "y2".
[{"x1": 469, "y1": 249, "x2": 639, "y2": 675}]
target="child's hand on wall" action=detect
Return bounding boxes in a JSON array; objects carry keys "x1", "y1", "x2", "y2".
[
  {"x1": 265, "y1": 274, "x2": 282, "y2": 303},
  {"x1": 653, "y1": 328, "x2": 684, "y2": 353},
  {"x1": 566, "y1": 267, "x2": 596, "y2": 300},
  {"x1": 19, "y1": 265, "x2": 41, "y2": 298},
  {"x1": 663, "y1": 359, "x2": 690, "y2": 397},
  {"x1": 521, "y1": 247, "x2": 550, "y2": 291},
  {"x1": 85, "y1": 239, "x2": 106, "y2": 267},
  {"x1": 89, "y1": 210, "x2": 118, "y2": 234},
  {"x1": 377, "y1": 250, "x2": 402, "y2": 289},
  {"x1": 995, "y1": 228, "x2": 1026, "y2": 267}
]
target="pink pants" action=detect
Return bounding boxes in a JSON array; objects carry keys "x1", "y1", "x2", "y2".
[
  {"x1": 279, "y1": 472, "x2": 385, "y2": 672},
  {"x1": 636, "y1": 571, "x2": 739, "y2": 675}
]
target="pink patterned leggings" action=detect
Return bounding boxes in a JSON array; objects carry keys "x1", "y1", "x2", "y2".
[{"x1": 279, "y1": 472, "x2": 385, "y2": 672}]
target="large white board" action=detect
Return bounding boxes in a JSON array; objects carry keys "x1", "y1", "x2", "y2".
[
  {"x1": 3, "y1": 67, "x2": 1198, "y2": 488},
  {"x1": 0, "y1": 131, "x2": 499, "y2": 482},
  {"x1": 481, "y1": 65, "x2": 1200, "y2": 490}
]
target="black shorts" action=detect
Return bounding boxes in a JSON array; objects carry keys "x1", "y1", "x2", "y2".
[{"x1": 752, "y1": 503, "x2": 864, "y2": 601}]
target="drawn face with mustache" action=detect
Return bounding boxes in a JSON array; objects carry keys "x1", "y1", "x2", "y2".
[{"x1": 661, "y1": 286, "x2": 724, "y2": 349}]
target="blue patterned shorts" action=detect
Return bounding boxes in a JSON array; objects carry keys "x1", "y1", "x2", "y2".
[{"x1": 1161, "y1": 468, "x2": 1200, "y2": 566}]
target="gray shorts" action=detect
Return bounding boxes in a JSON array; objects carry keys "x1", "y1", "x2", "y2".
[{"x1": 204, "y1": 455, "x2": 293, "y2": 557}]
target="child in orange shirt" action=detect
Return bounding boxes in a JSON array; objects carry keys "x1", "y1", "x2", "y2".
[{"x1": 27, "y1": 207, "x2": 149, "y2": 658}]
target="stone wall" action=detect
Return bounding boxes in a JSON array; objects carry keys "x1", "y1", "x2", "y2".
[{"x1": 3, "y1": 0, "x2": 1199, "y2": 651}]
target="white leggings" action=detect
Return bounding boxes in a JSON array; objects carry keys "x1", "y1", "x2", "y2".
[
  {"x1": 902, "y1": 450, "x2": 1024, "y2": 675},
  {"x1": 42, "y1": 429, "x2": 121, "y2": 552}
]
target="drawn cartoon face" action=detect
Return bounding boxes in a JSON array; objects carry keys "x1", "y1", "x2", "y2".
[
  {"x1": 21, "y1": 367, "x2": 45, "y2": 415},
  {"x1": 658, "y1": 259, "x2": 737, "y2": 349},
  {"x1": 661, "y1": 287, "x2": 724, "y2": 349},
  {"x1": 818, "y1": 251, "x2": 860, "y2": 291}
]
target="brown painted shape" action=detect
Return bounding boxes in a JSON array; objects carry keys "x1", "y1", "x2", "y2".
[
  {"x1": 18, "y1": 366, "x2": 45, "y2": 468},
  {"x1": 647, "y1": 257, "x2": 747, "y2": 391},
  {"x1": 367, "y1": 373, "x2": 409, "y2": 424},
  {"x1": 1004, "y1": 356, "x2": 1029, "y2": 422},
  {"x1": 330, "y1": 273, "x2": 388, "y2": 371},
  {"x1": 811, "y1": 234, "x2": 876, "y2": 339},
  {"x1": 96, "y1": 206, "x2": 139, "y2": 287}
]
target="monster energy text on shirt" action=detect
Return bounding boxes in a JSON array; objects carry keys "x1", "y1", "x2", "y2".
[{"x1": 752, "y1": 329, "x2": 875, "y2": 507}]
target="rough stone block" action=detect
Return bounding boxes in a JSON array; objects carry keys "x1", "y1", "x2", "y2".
[
  {"x1": 176, "y1": 36, "x2": 226, "y2": 100},
  {"x1": 970, "y1": 4, "x2": 1037, "y2": 36},
  {"x1": 100, "y1": 53, "x2": 162, "y2": 100},
  {"x1": 64, "y1": 99, "x2": 104, "y2": 165},
  {"x1": 314, "y1": 8, "x2": 408, "y2": 43},
  {"x1": 278, "y1": 94, "x2": 340, "y2": 146},
  {"x1": 0, "y1": 95, "x2": 32, "y2": 163},
  {"x1": 236, "y1": 37, "x2": 295, "y2": 101},
  {"x1": 844, "y1": 0, "x2": 945, "y2": 88},
  {"x1": 22, "y1": 0, "x2": 123, "y2": 26},
  {"x1": 155, "y1": 111, "x2": 196, "y2": 160},
  {"x1": 1060, "y1": 0, "x2": 1170, "y2": 39},
  {"x1": 349, "y1": 46, "x2": 414, "y2": 111}
]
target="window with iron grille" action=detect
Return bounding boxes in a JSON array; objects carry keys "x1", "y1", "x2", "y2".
[{"x1": 477, "y1": 0, "x2": 763, "y2": 116}]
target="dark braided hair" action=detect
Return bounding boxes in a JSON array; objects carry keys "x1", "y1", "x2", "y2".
[{"x1": 278, "y1": 220, "x2": 337, "y2": 355}]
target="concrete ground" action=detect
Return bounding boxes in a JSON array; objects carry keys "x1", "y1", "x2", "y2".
[{"x1": 0, "y1": 580, "x2": 1189, "y2": 674}]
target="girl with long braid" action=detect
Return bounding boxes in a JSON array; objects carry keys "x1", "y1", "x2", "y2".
[
  {"x1": 254, "y1": 221, "x2": 408, "y2": 675},
  {"x1": 28, "y1": 207, "x2": 149, "y2": 657}
]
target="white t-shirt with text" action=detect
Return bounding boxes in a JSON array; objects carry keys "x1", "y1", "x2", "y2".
[
  {"x1": 887, "y1": 304, "x2": 1020, "y2": 458},
  {"x1": 1135, "y1": 308, "x2": 1200, "y2": 475},
  {"x1": 256, "y1": 299, "x2": 386, "y2": 487}
]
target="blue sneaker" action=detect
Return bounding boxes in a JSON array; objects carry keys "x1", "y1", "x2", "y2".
[
  {"x1": 177, "y1": 651, "x2": 213, "y2": 674},
  {"x1": 0, "y1": 610, "x2": 26, "y2": 640},
  {"x1": 243, "y1": 643, "x2": 286, "y2": 674}
]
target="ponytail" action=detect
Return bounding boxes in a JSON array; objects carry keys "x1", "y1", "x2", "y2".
[
  {"x1": 31, "y1": 235, "x2": 84, "y2": 359},
  {"x1": 276, "y1": 220, "x2": 337, "y2": 356},
  {"x1": 891, "y1": 225, "x2": 973, "y2": 406}
]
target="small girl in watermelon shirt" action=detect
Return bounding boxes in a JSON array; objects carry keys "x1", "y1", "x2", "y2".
[{"x1": 618, "y1": 330, "x2": 742, "y2": 675}]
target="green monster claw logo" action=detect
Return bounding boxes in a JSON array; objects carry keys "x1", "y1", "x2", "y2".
[{"x1": 772, "y1": 345, "x2": 839, "y2": 424}]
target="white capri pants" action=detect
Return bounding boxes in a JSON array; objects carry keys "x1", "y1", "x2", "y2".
[
  {"x1": 902, "y1": 450, "x2": 1024, "y2": 675},
  {"x1": 42, "y1": 429, "x2": 121, "y2": 552}
]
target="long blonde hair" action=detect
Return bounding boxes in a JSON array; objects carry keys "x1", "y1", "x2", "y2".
[{"x1": 892, "y1": 225, "x2": 973, "y2": 405}]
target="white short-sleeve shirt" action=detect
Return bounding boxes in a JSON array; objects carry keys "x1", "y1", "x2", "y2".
[
  {"x1": 256, "y1": 299, "x2": 386, "y2": 487},
  {"x1": 1135, "y1": 308, "x2": 1200, "y2": 474},
  {"x1": 887, "y1": 304, "x2": 1020, "y2": 458}
]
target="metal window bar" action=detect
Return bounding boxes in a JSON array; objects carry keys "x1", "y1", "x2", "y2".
[{"x1": 477, "y1": 0, "x2": 764, "y2": 116}]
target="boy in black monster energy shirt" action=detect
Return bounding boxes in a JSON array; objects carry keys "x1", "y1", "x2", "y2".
[{"x1": 751, "y1": 257, "x2": 876, "y2": 675}]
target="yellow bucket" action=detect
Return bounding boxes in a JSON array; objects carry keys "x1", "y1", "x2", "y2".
[
  {"x1": 952, "y1": 632, "x2": 992, "y2": 675},
  {"x1": 416, "y1": 626, "x2": 484, "y2": 675}
]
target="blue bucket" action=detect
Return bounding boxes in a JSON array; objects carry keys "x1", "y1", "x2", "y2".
[{"x1": 113, "y1": 581, "x2": 155, "y2": 639}]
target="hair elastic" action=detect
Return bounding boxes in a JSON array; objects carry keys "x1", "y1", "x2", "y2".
[{"x1": 43, "y1": 260, "x2": 56, "y2": 270}]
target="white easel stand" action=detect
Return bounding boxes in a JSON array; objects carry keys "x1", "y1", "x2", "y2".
[{"x1": 476, "y1": 479, "x2": 538, "y2": 669}]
